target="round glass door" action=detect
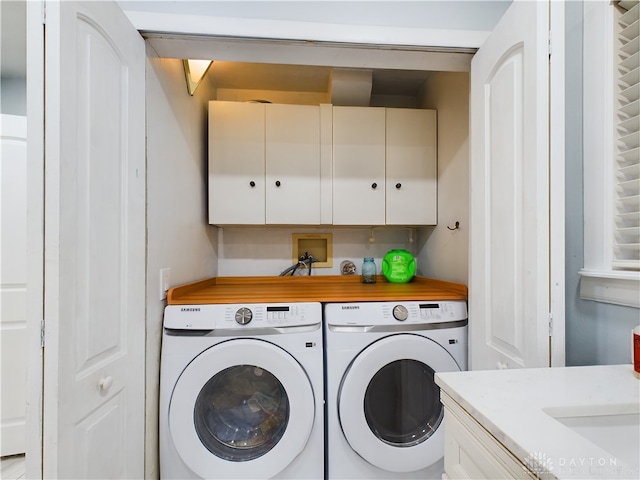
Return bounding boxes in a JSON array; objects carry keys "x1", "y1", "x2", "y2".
[
  {"x1": 194, "y1": 365, "x2": 290, "y2": 461},
  {"x1": 364, "y1": 359, "x2": 443, "y2": 447},
  {"x1": 338, "y1": 334, "x2": 460, "y2": 473},
  {"x1": 169, "y1": 339, "x2": 315, "y2": 479}
]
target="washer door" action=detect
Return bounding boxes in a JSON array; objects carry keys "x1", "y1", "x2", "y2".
[
  {"x1": 338, "y1": 334, "x2": 460, "y2": 473},
  {"x1": 169, "y1": 338, "x2": 315, "y2": 479}
]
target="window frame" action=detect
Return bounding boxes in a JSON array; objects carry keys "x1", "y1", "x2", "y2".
[{"x1": 580, "y1": 0, "x2": 640, "y2": 308}]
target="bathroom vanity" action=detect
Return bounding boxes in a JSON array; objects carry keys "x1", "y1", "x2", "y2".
[{"x1": 435, "y1": 365, "x2": 639, "y2": 479}]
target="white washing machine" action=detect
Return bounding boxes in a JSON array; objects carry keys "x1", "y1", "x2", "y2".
[
  {"x1": 324, "y1": 300, "x2": 468, "y2": 479},
  {"x1": 160, "y1": 302, "x2": 324, "y2": 479}
]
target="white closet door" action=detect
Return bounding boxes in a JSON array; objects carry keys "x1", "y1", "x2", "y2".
[
  {"x1": 469, "y1": 0, "x2": 552, "y2": 370},
  {"x1": 0, "y1": 114, "x2": 27, "y2": 457},
  {"x1": 42, "y1": 1, "x2": 146, "y2": 478}
]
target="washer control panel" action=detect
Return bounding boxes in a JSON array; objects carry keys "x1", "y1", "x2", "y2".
[{"x1": 164, "y1": 302, "x2": 322, "y2": 330}]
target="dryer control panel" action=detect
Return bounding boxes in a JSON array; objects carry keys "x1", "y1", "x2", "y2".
[
  {"x1": 164, "y1": 302, "x2": 322, "y2": 330},
  {"x1": 325, "y1": 300, "x2": 467, "y2": 327}
]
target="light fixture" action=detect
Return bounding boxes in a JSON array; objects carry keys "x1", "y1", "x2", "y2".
[{"x1": 182, "y1": 59, "x2": 213, "y2": 96}]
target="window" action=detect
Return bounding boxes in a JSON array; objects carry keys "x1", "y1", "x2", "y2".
[
  {"x1": 613, "y1": 1, "x2": 640, "y2": 270},
  {"x1": 581, "y1": 0, "x2": 640, "y2": 307}
]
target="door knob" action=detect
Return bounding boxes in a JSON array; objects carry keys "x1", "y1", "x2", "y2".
[
  {"x1": 395, "y1": 183, "x2": 402, "y2": 189},
  {"x1": 275, "y1": 180, "x2": 281, "y2": 187},
  {"x1": 98, "y1": 376, "x2": 113, "y2": 392},
  {"x1": 371, "y1": 182, "x2": 377, "y2": 189},
  {"x1": 249, "y1": 181, "x2": 256, "y2": 187}
]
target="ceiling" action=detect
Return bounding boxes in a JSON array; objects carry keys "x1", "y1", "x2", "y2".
[
  {"x1": 2, "y1": 1, "x2": 511, "y2": 99},
  {"x1": 205, "y1": 61, "x2": 433, "y2": 98}
]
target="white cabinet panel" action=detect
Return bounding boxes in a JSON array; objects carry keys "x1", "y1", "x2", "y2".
[
  {"x1": 209, "y1": 101, "x2": 321, "y2": 225},
  {"x1": 386, "y1": 108, "x2": 437, "y2": 225},
  {"x1": 266, "y1": 104, "x2": 320, "y2": 224},
  {"x1": 332, "y1": 106, "x2": 386, "y2": 225},
  {"x1": 441, "y1": 393, "x2": 535, "y2": 480},
  {"x1": 208, "y1": 101, "x2": 265, "y2": 224},
  {"x1": 333, "y1": 106, "x2": 437, "y2": 226}
]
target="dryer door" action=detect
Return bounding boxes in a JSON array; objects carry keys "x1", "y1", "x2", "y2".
[
  {"x1": 169, "y1": 338, "x2": 315, "y2": 479},
  {"x1": 338, "y1": 333, "x2": 460, "y2": 473}
]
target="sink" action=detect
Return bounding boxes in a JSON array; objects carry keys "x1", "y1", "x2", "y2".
[{"x1": 544, "y1": 406, "x2": 640, "y2": 471}]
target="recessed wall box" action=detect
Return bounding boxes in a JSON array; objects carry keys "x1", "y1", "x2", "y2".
[{"x1": 293, "y1": 233, "x2": 333, "y2": 268}]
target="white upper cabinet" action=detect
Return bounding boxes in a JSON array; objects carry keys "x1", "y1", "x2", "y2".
[
  {"x1": 265, "y1": 104, "x2": 321, "y2": 224},
  {"x1": 209, "y1": 101, "x2": 265, "y2": 224},
  {"x1": 208, "y1": 101, "x2": 321, "y2": 225},
  {"x1": 333, "y1": 106, "x2": 437, "y2": 226},
  {"x1": 332, "y1": 106, "x2": 386, "y2": 225},
  {"x1": 210, "y1": 102, "x2": 437, "y2": 226},
  {"x1": 386, "y1": 108, "x2": 437, "y2": 225}
]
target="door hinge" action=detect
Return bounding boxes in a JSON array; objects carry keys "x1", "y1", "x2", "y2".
[
  {"x1": 548, "y1": 312, "x2": 553, "y2": 337},
  {"x1": 41, "y1": 1, "x2": 46, "y2": 24},
  {"x1": 548, "y1": 30, "x2": 552, "y2": 57},
  {"x1": 40, "y1": 319, "x2": 45, "y2": 348}
]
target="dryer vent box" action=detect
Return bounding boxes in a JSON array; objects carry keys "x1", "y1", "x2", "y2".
[{"x1": 293, "y1": 234, "x2": 332, "y2": 268}]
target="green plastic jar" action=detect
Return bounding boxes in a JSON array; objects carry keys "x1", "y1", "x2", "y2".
[{"x1": 382, "y1": 249, "x2": 416, "y2": 283}]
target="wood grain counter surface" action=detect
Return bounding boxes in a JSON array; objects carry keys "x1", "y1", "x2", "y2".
[{"x1": 167, "y1": 275, "x2": 467, "y2": 305}]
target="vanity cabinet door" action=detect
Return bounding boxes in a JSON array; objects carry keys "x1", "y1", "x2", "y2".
[
  {"x1": 386, "y1": 108, "x2": 437, "y2": 225},
  {"x1": 332, "y1": 106, "x2": 386, "y2": 225},
  {"x1": 265, "y1": 104, "x2": 321, "y2": 224},
  {"x1": 441, "y1": 393, "x2": 535, "y2": 480},
  {"x1": 208, "y1": 101, "x2": 265, "y2": 225}
]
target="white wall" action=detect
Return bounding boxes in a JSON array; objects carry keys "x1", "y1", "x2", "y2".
[
  {"x1": 564, "y1": 1, "x2": 639, "y2": 366},
  {"x1": 218, "y1": 226, "x2": 415, "y2": 277},
  {"x1": 416, "y1": 72, "x2": 470, "y2": 284},
  {"x1": 144, "y1": 52, "x2": 218, "y2": 477}
]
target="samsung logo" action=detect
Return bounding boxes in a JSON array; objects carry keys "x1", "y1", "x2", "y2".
[
  {"x1": 341, "y1": 306, "x2": 360, "y2": 310},
  {"x1": 180, "y1": 307, "x2": 201, "y2": 312}
]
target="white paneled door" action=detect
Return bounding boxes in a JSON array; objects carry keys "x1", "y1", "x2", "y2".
[
  {"x1": 1, "y1": 114, "x2": 27, "y2": 457},
  {"x1": 42, "y1": 2, "x2": 145, "y2": 478},
  {"x1": 469, "y1": 0, "x2": 563, "y2": 370}
]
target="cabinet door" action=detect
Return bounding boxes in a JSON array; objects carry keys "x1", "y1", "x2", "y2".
[
  {"x1": 386, "y1": 108, "x2": 437, "y2": 225},
  {"x1": 333, "y1": 106, "x2": 386, "y2": 225},
  {"x1": 265, "y1": 104, "x2": 320, "y2": 224},
  {"x1": 209, "y1": 101, "x2": 265, "y2": 224}
]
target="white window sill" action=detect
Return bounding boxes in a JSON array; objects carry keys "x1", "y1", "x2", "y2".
[{"x1": 579, "y1": 269, "x2": 640, "y2": 308}]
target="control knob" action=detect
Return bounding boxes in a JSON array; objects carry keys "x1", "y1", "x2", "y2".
[
  {"x1": 235, "y1": 307, "x2": 253, "y2": 325},
  {"x1": 392, "y1": 305, "x2": 409, "y2": 321}
]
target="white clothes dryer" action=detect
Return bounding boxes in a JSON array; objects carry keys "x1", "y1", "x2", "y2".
[
  {"x1": 160, "y1": 302, "x2": 324, "y2": 480},
  {"x1": 324, "y1": 300, "x2": 467, "y2": 480}
]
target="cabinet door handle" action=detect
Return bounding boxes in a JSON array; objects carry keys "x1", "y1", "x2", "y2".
[
  {"x1": 395, "y1": 183, "x2": 402, "y2": 189},
  {"x1": 275, "y1": 180, "x2": 281, "y2": 187},
  {"x1": 249, "y1": 181, "x2": 256, "y2": 187},
  {"x1": 98, "y1": 376, "x2": 113, "y2": 392},
  {"x1": 371, "y1": 182, "x2": 378, "y2": 189}
]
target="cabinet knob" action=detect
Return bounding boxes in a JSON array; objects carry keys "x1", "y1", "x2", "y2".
[
  {"x1": 371, "y1": 182, "x2": 378, "y2": 189},
  {"x1": 396, "y1": 183, "x2": 402, "y2": 189},
  {"x1": 275, "y1": 180, "x2": 281, "y2": 187},
  {"x1": 249, "y1": 181, "x2": 256, "y2": 187}
]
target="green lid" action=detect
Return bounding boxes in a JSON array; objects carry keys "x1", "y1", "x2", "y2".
[{"x1": 382, "y1": 249, "x2": 416, "y2": 283}]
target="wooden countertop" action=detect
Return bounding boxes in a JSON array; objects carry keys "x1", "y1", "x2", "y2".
[{"x1": 167, "y1": 275, "x2": 467, "y2": 305}]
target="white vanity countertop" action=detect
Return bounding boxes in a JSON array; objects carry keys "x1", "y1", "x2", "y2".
[{"x1": 435, "y1": 365, "x2": 640, "y2": 479}]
